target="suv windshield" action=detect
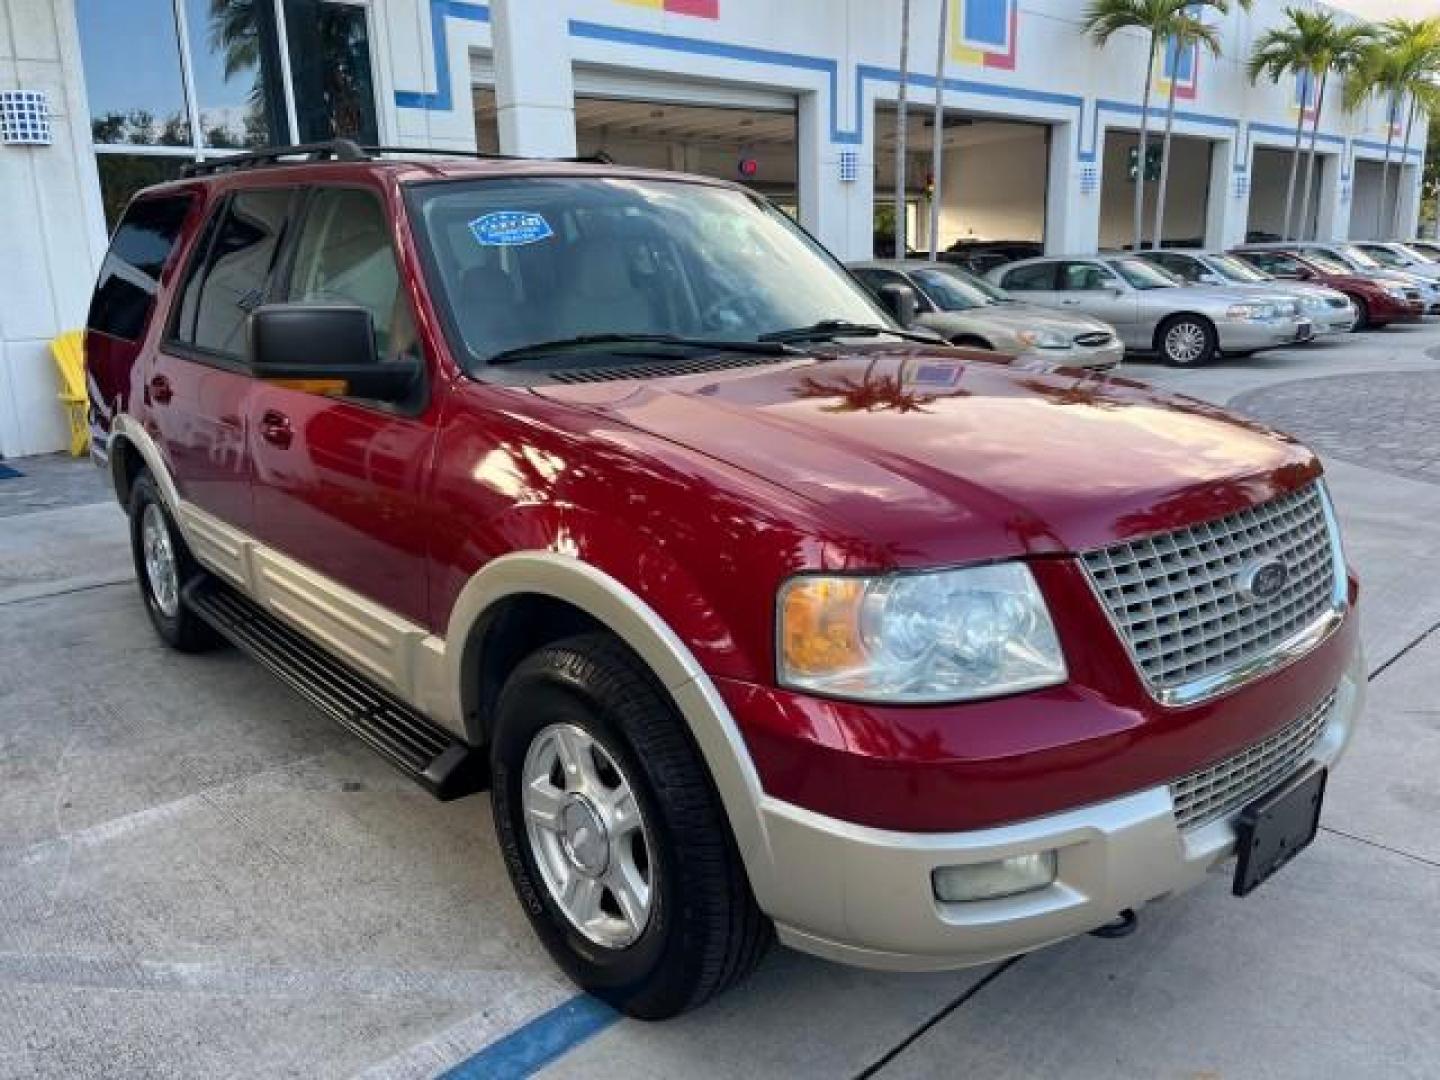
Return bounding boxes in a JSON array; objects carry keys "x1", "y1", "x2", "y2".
[
  {"x1": 909, "y1": 267, "x2": 1000, "y2": 310},
  {"x1": 407, "y1": 177, "x2": 890, "y2": 366},
  {"x1": 1206, "y1": 254, "x2": 1268, "y2": 283},
  {"x1": 1107, "y1": 258, "x2": 1179, "y2": 290}
]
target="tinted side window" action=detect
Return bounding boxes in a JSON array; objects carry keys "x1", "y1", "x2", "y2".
[
  {"x1": 1057, "y1": 262, "x2": 1118, "y2": 291},
  {"x1": 852, "y1": 267, "x2": 907, "y2": 294},
  {"x1": 180, "y1": 189, "x2": 294, "y2": 357},
  {"x1": 87, "y1": 194, "x2": 193, "y2": 341},
  {"x1": 1001, "y1": 263, "x2": 1056, "y2": 291},
  {"x1": 285, "y1": 188, "x2": 417, "y2": 361}
]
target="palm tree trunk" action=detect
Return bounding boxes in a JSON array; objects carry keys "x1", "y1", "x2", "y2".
[
  {"x1": 1296, "y1": 70, "x2": 1326, "y2": 241},
  {"x1": 1151, "y1": 67, "x2": 1179, "y2": 249},
  {"x1": 894, "y1": 0, "x2": 911, "y2": 260},
  {"x1": 928, "y1": 0, "x2": 949, "y2": 261},
  {"x1": 1281, "y1": 100, "x2": 1304, "y2": 241},
  {"x1": 1376, "y1": 89, "x2": 1398, "y2": 238},
  {"x1": 1392, "y1": 95, "x2": 1419, "y2": 238},
  {"x1": 1134, "y1": 40, "x2": 1158, "y2": 252}
]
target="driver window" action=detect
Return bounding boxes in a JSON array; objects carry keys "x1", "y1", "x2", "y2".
[
  {"x1": 1058, "y1": 262, "x2": 1118, "y2": 291},
  {"x1": 287, "y1": 187, "x2": 418, "y2": 362},
  {"x1": 1155, "y1": 254, "x2": 1199, "y2": 282}
]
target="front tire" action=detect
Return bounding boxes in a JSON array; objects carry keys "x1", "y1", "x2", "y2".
[
  {"x1": 1350, "y1": 296, "x2": 1371, "y2": 331},
  {"x1": 1157, "y1": 315, "x2": 1217, "y2": 366},
  {"x1": 128, "y1": 471, "x2": 220, "y2": 652},
  {"x1": 490, "y1": 633, "x2": 771, "y2": 1019}
]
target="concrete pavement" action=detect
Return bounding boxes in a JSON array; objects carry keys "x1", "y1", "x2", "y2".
[{"x1": 2, "y1": 323, "x2": 1438, "y2": 1078}]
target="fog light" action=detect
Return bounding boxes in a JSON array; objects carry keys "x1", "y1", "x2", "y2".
[{"x1": 932, "y1": 851, "x2": 1057, "y2": 903}]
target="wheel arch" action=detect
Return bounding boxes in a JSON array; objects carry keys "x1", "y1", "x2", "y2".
[
  {"x1": 1152, "y1": 310, "x2": 1216, "y2": 354},
  {"x1": 440, "y1": 552, "x2": 777, "y2": 902}
]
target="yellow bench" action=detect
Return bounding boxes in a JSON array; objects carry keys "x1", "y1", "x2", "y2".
[{"x1": 50, "y1": 329, "x2": 88, "y2": 457}]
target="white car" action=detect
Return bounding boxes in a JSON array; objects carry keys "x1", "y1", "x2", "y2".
[
  {"x1": 1140, "y1": 249, "x2": 1357, "y2": 335},
  {"x1": 1351, "y1": 241, "x2": 1440, "y2": 281}
]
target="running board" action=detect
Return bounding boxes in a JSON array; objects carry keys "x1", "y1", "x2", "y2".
[{"x1": 183, "y1": 574, "x2": 486, "y2": 800}]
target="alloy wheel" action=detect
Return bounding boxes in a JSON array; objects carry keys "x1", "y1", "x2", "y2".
[
  {"x1": 522, "y1": 722, "x2": 654, "y2": 949},
  {"x1": 141, "y1": 502, "x2": 181, "y2": 618},
  {"x1": 1164, "y1": 321, "x2": 1208, "y2": 365}
]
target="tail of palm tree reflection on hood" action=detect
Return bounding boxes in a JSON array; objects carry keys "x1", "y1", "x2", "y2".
[{"x1": 789, "y1": 358, "x2": 959, "y2": 414}]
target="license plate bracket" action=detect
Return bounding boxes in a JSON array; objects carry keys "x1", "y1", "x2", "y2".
[{"x1": 1232, "y1": 767, "x2": 1327, "y2": 897}]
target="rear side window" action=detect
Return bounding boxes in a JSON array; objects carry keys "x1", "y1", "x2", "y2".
[
  {"x1": 175, "y1": 189, "x2": 294, "y2": 358},
  {"x1": 1000, "y1": 263, "x2": 1056, "y2": 291},
  {"x1": 87, "y1": 194, "x2": 193, "y2": 341}
]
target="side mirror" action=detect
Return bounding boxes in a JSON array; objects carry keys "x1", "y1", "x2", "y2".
[
  {"x1": 248, "y1": 304, "x2": 419, "y2": 402},
  {"x1": 877, "y1": 283, "x2": 918, "y2": 328}
]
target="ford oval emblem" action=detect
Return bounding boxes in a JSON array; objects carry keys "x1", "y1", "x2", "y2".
[{"x1": 1238, "y1": 559, "x2": 1289, "y2": 603}]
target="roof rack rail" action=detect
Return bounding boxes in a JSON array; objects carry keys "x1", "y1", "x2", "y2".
[
  {"x1": 359, "y1": 146, "x2": 615, "y2": 165},
  {"x1": 182, "y1": 139, "x2": 368, "y2": 177},
  {"x1": 180, "y1": 141, "x2": 617, "y2": 178}
]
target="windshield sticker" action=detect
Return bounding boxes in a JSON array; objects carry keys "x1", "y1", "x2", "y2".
[{"x1": 468, "y1": 211, "x2": 554, "y2": 247}]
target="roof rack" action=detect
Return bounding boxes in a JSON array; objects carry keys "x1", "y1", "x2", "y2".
[
  {"x1": 181, "y1": 139, "x2": 369, "y2": 177},
  {"x1": 181, "y1": 140, "x2": 616, "y2": 178}
]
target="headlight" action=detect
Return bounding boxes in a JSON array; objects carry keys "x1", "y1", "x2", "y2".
[
  {"x1": 1226, "y1": 302, "x2": 1276, "y2": 320},
  {"x1": 1384, "y1": 286, "x2": 1407, "y2": 299},
  {"x1": 777, "y1": 563, "x2": 1066, "y2": 703},
  {"x1": 1015, "y1": 329, "x2": 1071, "y2": 350}
]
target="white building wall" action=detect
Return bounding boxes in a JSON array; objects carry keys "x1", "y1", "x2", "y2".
[
  {"x1": 0, "y1": 0, "x2": 1430, "y2": 455},
  {"x1": 0, "y1": 0, "x2": 107, "y2": 458}
]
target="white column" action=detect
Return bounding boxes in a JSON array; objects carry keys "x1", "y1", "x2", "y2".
[
  {"x1": 799, "y1": 89, "x2": 873, "y2": 261},
  {"x1": 1315, "y1": 151, "x2": 1347, "y2": 240},
  {"x1": 490, "y1": 0, "x2": 575, "y2": 158},
  {"x1": 1395, "y1": 162, "x2": 1423, "y2": 238},
  {"x1": 0, "y1": 0, "x2": 108, "y2": 457},
  {"x1": 1205, "y1": 135, "x2": 1247, "y2": 250},
  {"x1": 1045, "y1": 119, "x2": 1099, "y2": 253}
]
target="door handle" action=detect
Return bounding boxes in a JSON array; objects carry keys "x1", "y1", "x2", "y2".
[
  {"x1": 148, "y1": 374, "x2": 173, "y2": 404},
  {"x1": 259, "y1": 409, "x2": 293, "y2": 449}
]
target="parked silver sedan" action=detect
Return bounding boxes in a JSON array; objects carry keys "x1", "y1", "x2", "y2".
[
  {"x1": 987, "y1": 254, "x2": 1312, "y2": 365},
  {"x1": 848, "y1": 260, "x2": 1124, "y2": 370},
  {"x1": 1351, "y1": 241, "x2": 1440, "y2": 281},
  {"x1": 1138, "y1": 249, "x2": 1356, "y2": 335}
]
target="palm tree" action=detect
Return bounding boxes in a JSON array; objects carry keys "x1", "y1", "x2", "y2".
[
  {"x1": 1083, "y1": 0, "x2": 1243, "y2": 251},
  {"x1": 894, "y1": 0, "x2": 912, "y2": 260},
  {"x1": 1386, "y1": 19, "x2": 1440, "y2": 236},
  {"x1": 1346, "y1": 19, "x2": 1440, "y2": 237},
  {"x1": 1151, "y1": 8, "x2": 1229, "y2": 248},
  {"x1": 1294, "y1": 21, "x2": 1375, "y2": 241},
  {"x1": 1248, "y1": 8, "x2": 1338, "y2": 242}
]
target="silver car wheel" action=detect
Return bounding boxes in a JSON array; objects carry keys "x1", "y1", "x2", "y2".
[
  {"x1": 522, "y1": 722, "x2": 653, "y2": 949},
  {"x1": 1164, "y1": 321, "x2": 1207, "y2": 364},
  {"x1": 141, "y1": 503, "x2": 181, "y2": 618}
]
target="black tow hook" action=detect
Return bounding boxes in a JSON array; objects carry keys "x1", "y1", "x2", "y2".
[{"x1": 1089, "y1": 909, "x2": 1138, "y2": 939}]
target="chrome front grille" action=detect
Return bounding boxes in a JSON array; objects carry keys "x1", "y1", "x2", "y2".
[
  {"x1": 1073, "y1": 331, "x2": 1114, "y2": 347},
  {"x1": 1325, "y1": 296, "x2": 1349, "y2": 309},
  {"x1": 1081, "y1": 482, "x2": 1341, "y2": 701},
  {"x1": 1170, "y1": 691, "x2": 1335, "y2": 831}
]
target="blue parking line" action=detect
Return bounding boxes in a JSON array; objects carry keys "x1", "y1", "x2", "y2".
[{"x1": 438, "y1": 995, "x2": 619, "y2": 1079}]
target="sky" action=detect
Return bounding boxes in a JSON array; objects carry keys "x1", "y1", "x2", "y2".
[{"x1": 1324, "y1": 0, "x2": 1440, "y2": 20}]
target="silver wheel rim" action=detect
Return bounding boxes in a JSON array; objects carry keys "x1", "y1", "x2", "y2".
[
  {"x1": 1165, "y1": 322, "x2": 1206, "y2": 363},
  {"x1": 521, "y1": 722, "x2": 653, "y2": 949},
  {"x1": 141, "y1": 503, "x2": 180, "y2": 618}
]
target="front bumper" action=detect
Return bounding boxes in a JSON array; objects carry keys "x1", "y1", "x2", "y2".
[
  {"x1": 761, "y1": 638, "x2": 1365, "y2": 972},
  {"x1": 1311, "y1": 306, "x2": 1357, "y2": 335},
  {"x1": 1217, "y1": 317, "x2": 1310, "y2": 351}
]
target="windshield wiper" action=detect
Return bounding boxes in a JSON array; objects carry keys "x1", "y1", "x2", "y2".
[
  {"x1": 487, "y1": 333, "x2": 799, "y2": 365},
  {"x1": 757, "y1": 319, "x2": 940, "y2": 344}
]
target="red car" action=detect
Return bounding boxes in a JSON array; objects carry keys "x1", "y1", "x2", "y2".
[
  {"x1": 86, "y1": 142, "x2": 1365, "y2": 1018},
  {"x1": 1231, "y1": 246, "x2": 1425, "y2": 328}
]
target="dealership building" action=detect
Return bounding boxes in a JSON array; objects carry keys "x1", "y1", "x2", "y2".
[{"x1": 0, "y1": 0, "x2": 1428, "y2": 457}]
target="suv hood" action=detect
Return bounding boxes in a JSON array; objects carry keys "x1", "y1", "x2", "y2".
[{"x1": 536, "y1": 348, "x2": 1316, "y2": 566}]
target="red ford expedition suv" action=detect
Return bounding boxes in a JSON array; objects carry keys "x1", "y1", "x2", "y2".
[{"x1": 86, "y1": 142, "x2": 1365, "y2": 1019}]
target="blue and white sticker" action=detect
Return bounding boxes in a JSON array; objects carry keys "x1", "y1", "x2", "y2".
[{"x1": 468, "y1": 210, "x2": 554, "y2": 247}]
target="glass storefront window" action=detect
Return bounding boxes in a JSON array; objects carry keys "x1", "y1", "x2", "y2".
[
  {"x1": 76, "y1": 0, "x2": 192, "y2": 147},
  {"x1": 183, "y1": 0, "x2": 289, "y2": 149},
  {"x1": 285, "y1": 0, "x2": 380, "y2": 145}
]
